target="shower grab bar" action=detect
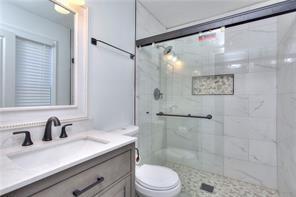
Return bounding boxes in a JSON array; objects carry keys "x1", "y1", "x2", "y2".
[{"x1": 156, "y1": 112, "x2": 212, "y2": 119}]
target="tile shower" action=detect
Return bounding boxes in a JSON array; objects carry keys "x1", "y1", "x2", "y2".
[{"x1": 136, "y1": 12, "x2": 296, "y2": 197}]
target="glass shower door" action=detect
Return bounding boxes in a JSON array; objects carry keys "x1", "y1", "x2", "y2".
[{"x1": 157, "y1": 28, "x2": 226, "y2": 176}]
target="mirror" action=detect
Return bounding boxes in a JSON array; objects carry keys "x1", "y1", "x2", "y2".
[{"x1": 0, "y1": 0, "x2": 74, "y2": 108}]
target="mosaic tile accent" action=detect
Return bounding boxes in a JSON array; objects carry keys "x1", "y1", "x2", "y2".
[
  {"x1": 192, "y1": 74, "x2": 234, "y2": 95},
  {"x1": 165, "y1": 162, "x2": 279, "y2": 197}
]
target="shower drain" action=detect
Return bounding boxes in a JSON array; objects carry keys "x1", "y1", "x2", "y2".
[{"x1": 200, "y1": 183, "x2": 214, "y2": 193}]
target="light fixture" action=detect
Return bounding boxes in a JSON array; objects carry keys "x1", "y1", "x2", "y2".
[
  {"x1": 172, "y1": 56, "x2": 178, "y2": 62},
  {"x1": 70, "y1": 0, "x2": 85, "y2": 6},
  {"x1": 166, "y1": 54, "x2": 173, "y2": 60},
  {"x1": 174, "y1": 60, "x2": 183, "y2": 70},
  {"x1": 228, "y1": 64, "x2": 241, "y2": 69},
  {"x1": 54, "y1": 0, "x2": 70, "y2": 14},
  {"x1": 176, "y1": 60, "x2": 183, "y2": 67},
  {"x1": 284, "y1": 58, "x2": 293, "y2": 63},
  {"x1": 54, "y1": 4, "x2": 70, "y2": 14},
  {"x1": 54, "y1": 0, "x2": 85, "y2": 15}
]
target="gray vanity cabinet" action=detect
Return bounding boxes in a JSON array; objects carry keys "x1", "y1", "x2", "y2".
[{"x1": 3, "y1": 143, "x2": 135, "y2": 197}]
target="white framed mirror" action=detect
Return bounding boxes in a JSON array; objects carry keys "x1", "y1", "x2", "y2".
[{"x1": 0, "y1": 0, "x2": 88, "y2": 130}]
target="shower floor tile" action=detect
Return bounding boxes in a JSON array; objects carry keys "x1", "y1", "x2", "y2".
[{"x1": 165, "y1": 162, "x2": 279, "y2": 197}]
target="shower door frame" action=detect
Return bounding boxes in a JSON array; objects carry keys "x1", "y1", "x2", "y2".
[{"x1": 136, "y1": 0, "x2": 296, "y2": 47}]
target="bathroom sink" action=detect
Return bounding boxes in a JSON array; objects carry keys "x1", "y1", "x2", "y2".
[{"x1": 7, "y1": 137, "x2": 109, "y2": 171}]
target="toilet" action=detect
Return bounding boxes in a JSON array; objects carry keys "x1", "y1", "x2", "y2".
[
  {"x1": 113, "y1": 126, "x2": 181, "y2": 197},
  {"x1": 136, "y1": 164, "x2": 181, "y2": 197}
]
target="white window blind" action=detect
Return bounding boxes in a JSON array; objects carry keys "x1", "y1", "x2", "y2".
[
  {"x1": 0, "y1": 37, "x2": 3, "y2": 107},
  {"x1": 15, "y1": 37, "x2": 53, "y2": 107}
]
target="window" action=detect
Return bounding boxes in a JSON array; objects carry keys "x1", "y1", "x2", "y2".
[
  {"x1": 0, "y1": 36, "x2": 3, "y2": 106},
  {"x1": 15, "y1": 37, "x2": 55, "y2": 107}
]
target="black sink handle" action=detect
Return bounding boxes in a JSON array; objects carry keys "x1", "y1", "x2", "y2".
[
  {"x1": 60, "y1": 124, "x2": 72, "y2": 138},
  {"x1": 73, "y1": 177, "x2": 104, "y2": 196},
  {"x1": 13, "y1": 131, "x2": 33, "y2": 146}
]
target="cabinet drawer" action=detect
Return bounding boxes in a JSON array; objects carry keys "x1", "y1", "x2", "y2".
[
  {"x1": 32, "y1": 151, "x2": 131, "y2": 197},
  {"x1": 94, "y1": 176, "x2": 131, "y2": 197}
]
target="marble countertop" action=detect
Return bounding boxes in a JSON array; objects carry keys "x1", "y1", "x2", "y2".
[{"x1": 0, "y1": 130, "x2": 136, "y2": 195}]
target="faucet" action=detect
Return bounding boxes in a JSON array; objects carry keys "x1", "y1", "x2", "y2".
[{"x1": 43, "y1": 116, "x2": 61, "y2": 141}]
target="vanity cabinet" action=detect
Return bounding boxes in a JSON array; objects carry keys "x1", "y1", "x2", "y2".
[
  {"x1": 3, "y1": 143, "x2": 135, "y2": 197},
  {"x1": 95, "y1": 176, "x2": 131, "y2": 197}
]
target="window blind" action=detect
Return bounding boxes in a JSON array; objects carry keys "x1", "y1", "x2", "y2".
[
  {"x1": 0, "y1": 37, "x2": 3, "y2": 107},
  {"x1": 15, "y1": 37, "x2": 53, "y2": 107}
]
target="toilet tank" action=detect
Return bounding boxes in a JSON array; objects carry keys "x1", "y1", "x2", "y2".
[{"x1": 111, "y1": 125, "x2": 139, "y2": 146}]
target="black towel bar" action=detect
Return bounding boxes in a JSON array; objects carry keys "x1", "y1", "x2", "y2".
[{"x1": 91, "y1": 37, "x2": 135, "y2": 60}]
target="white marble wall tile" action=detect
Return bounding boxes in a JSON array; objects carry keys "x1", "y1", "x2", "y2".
[
  {"x1": 249, "y1": 140, "x2": 277, "y2": 166},
  {"x1": 214, "y1": 61, "x2": 249, "y2": 75},
  {"x1": 246, "y1": 72, "x2": 276, "y2": 95},
  {"x1": 225, "y1": 26, "x2": 249, "y2": 52},
  {"x1": 248, "y1": 117, "x2": 276, "y2": 141},
  {"x1": 224, "y1": 158, "x2": 277, "y2": 189},
  {"x1": 277, "y1": 64, "x2": 296, "y2": 94},
  {"x1": 224, "y1": 136, "x2": 249, "y2": 160},
  {"x1": 166, "y1": 127, "x2": 201, "y2": 151},
  {"x1": 160, "y1": 147, "x2": 203, "y2": 170},
  {"x1": 224, "y1": 116, "x2": 250, "y2": 138},
  {"x1": 199, "y1": 115, "x2": 224, "y2": 136},
  {"x1": 224, "y1": 116, "x2": 276, "y2": 141},
  {"x1": 249, "y1": 94, "x2": 276, "y2": 118},
  {"x1": 224, "y1": 95, "x2": 249, "y2": 116},
  {"x1": 276, "y1": 12, "x2": 296, "y2": 196},
  {"x1": 200, "y1": 152, "x2": 224, "y2": 175},
  {"x1": 201, "y1": 134, "x2": 224, "y2": 156},
  {"x1": 234, "y1": 73, "x2": 248, "y2": 95},
  {"x1": 249, "y1": 49, "x2": 277, "y2": 73}
]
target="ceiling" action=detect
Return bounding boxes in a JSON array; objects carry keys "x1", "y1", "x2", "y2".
[
  {"x1": 2, "y1": 0, "x2": 74, "y2": 29},
  {"x1": 139, "y1": 0, "x2": 270, "y2": 29}
]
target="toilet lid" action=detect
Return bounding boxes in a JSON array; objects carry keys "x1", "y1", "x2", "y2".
[{"x1": 136, "y1": 164, "x2": 180, "y2": 191}]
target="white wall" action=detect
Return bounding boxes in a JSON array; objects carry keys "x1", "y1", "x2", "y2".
[
  {"x1": 88, "y1": 0, "x2": 136, "y2": 130},
  {"x1": 0, "y1": 2, "x2": 72, "y2": 105}
]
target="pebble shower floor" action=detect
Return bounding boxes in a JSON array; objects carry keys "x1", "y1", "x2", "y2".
[{"x1": 164, "y1": 162, "x2": 279, "y2": 197}]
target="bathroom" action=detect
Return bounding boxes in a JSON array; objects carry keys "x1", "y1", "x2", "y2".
[{"x1": 0, "y1": 0, "x2": 295, "y2": 197}]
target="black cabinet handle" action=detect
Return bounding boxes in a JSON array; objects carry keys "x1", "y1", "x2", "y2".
[{"x1": 72, "y1": 177, "x2": 104, "y2": 196}]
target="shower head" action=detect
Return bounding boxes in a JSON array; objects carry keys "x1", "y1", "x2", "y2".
[
  {"x1": 163, "y1": 46, "x2": 173, "y2": 55},
  {"x1": 156, "y1": 44, "x2": 173, "y2": 55}
]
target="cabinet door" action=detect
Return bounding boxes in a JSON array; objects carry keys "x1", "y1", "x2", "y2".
[{"x1": 95, "y1": 176, "x2": 131, "y2": 197}]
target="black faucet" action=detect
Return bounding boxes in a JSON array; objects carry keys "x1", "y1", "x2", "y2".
[{"x1": 43, "y1": 116, "x2": 61, "y2": 141}]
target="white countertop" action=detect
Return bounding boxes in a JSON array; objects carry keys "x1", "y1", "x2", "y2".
[{"x1": 0, "y1": 130, "x2": 136, "y2": 195}]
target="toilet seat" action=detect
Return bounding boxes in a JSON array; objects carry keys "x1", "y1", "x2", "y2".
[{"x1": 136, "y1": 165, "x2": 181, "y2": 197}]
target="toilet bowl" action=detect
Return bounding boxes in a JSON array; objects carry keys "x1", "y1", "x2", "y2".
[
  {"x1": 135, "y1": 165, "x2": 181, "y2": 197},
  {"x1": 112, "y1": 126, "x2": 181, "y2": 197}
]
